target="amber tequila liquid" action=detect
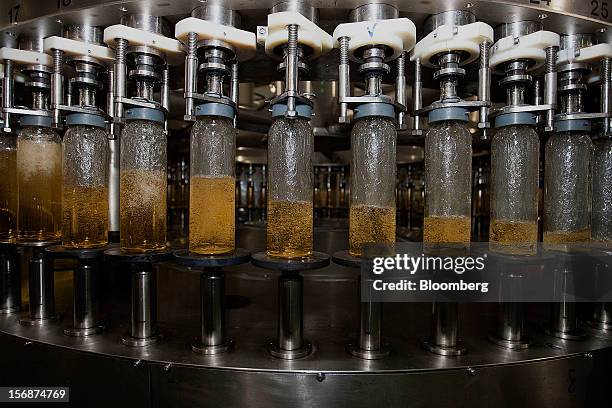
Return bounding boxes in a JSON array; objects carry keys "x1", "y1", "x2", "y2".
[
  {"x1": 267, "y1": 200, "x2": 313, "y2": 259},
  {"x1": 17, "y1": 139, "x2": 62, "y2": 242},
  {"x1": 349, "y1": 204, "x2": 396, "y2": 257},
  {"x1": 0, "y1": 148, "x2": 17, "y2": 241},
  {"x1": 423, "y1": 215, "x2": 471, "y2": 243},
  {"x1": 62, "y1": 185, "x2": 109, "y2": 248},
  {"x1": 189, "y1": 175, "x2": 235, "y2": 255},
  {"x1": 543, "y1": 228, "x2": 591, "y2": 252},
  {"x1": 120, "y1": 169, "x2": 167, "y2": 253},
  {"x1": 489, "y1": 219, "x2": 538, "y2": 255}
]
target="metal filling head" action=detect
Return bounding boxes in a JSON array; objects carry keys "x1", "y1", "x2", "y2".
[
  {"x1": 356, "y1": 46, "x2": 390, "y2": 96},
  {"x1": 348, "y1": 3, "x2": 399, "y2": 22},
  {"x1": 423, "y1": 10, "x2": 475, "y2": 36},
  {"x1": 271, "y1": 1, "x2": 318, "y2": 24},
  {"x1": 126, "y1": 46, "x2": 166, "y2": 102},
  {"x1": 63, "y1": 25, "x2": 104, "y2": 45},
  {"x1": 433, "y1": 52, "x2": 466, "y2": 102},
  {"x1": 494, "y1": 21, "x2": 542, "y2": 43},
  {"x1": 66, "y1": 56, "x2": 105, "y2": 108},
  {"x1": 191, "y1": 4, "x2": 241, "y2": 28},
  {"x1": 499, "y1": 60, "x2": 533, "y2": 107},
  {"x1": 120, "y1": 14, "x2": 172, "y2": 37},
  {"x1": 21, "y1": 64, "x2": 52, "y2": 110},
  {"x1": 198, "y1": 40, "x2": 236, "y2": 98}
]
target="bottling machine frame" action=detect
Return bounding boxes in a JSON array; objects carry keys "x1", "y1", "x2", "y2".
[{"x1": 1, "y1": 1, "x2": 611, "y2": 407}]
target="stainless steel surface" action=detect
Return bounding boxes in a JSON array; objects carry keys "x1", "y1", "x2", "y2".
[
  {"x1": 25, "y1": 249, "x2": 55, "y2": 322},
  {"x1": 199, "y1": 269, "x2": 227, "y2": 349},
  {"x1": 276, "y1": 272, "x2": 308, "y2": 357},
  {"x1": 494, "y1": 20, "x2": 543, "y2": 42},
  {"x1": 271, "y1": 1, "x2": 318, "y2": 23},
  {"x1": 0, "y1": 248, "x2": 20, "y2": 314},
  {"x1": 63, "y1": 24, "x2": 104, "y2": 44},
  {"x1": 129, "y1": 265, "x2": 158, "y2": 342},
  {"x1": 423, "y1": 10, "x2": 475, "y2": 35},
  {"x1": 120, "y1": 13, "x2": 171, "y2": 37},
  {"x1": 429, "y1": 302, "x2": 466, "y2": 355},
  {"x1": 544, "y1": 45, "x2": 557, "y2": 131},
  {"x1": 191, "y1": 4, "x2": 241, "y2": 28},
  {"x1": 348, "y1": 3, "x2": 398, "y2": 22}
]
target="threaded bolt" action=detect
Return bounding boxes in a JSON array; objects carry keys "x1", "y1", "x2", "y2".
[
  {"x1": 53, "y1": 49, "x2": 63, "y2": 73},
  {"x1": 479, "y1": 41, "x2": 490, "y2": 69},
  {"x1": 187, "y1": 32, "x2": 197, "y2": 55},
  {"x1": 287, "y1": 24, "x2": 298, "y2": 54}
]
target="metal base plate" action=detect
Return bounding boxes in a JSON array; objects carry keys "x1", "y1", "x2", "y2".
[
  {"x1": 252, "y1": 252, "x2": 330, "y2": 272},
  {"x1": 0, "y1": 306, "x2": 20, "y2": 315},
  {"x1": 64, "y1": 324, "x2": 106, "y2": 337},
  {"x1": 191, "y1": 338, "x2": 234, "y2": 355},
  {"x1": 488, "y1": 334, "x2": 531, "y2": 350},
  {"x1": 46, "y1": 245, "x2": 109, "y2": 260},
  {"x1": 347, "y1": 343, "x2": 390, "y2": 360},
  {"x1": 268, "y1": 341, "x2": 313, "y2": 360},
  {"x1": 331, "y1": 250, "x2": 364, "y2": 269},
  {"x1": 585, "y1": 319, "x2": 612, "y2": 332},
  {"x1": 420, "y1": 337, "x2": 467, "y2": 356},
  {"x1": 545, "y1": 327, "x2": 588, "y2": 341},
  {"x1": 104, "y1": 247, "x2": 173, "y2": 264},
  {"x1": 19, "y1": 314, "x2": 60, "y2": 327},
  {"x1": 121, "y1": 332, "x2": 163, "y2": 347},
  {"x1": 174, "y1": 248, "x2": 251, "y2": 268}
]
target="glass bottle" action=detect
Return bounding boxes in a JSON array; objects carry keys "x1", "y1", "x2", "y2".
[
  {"x1": 120, "y1": 118, "x2": 167, "y2": 252},
  {"x1": 0, "y1": 132, "x2": 17, "y2": 242},
  {"x1": 266, "y1": 117, "x2": 313, "y2": 259},
  {"x1": 423, "y1": 120, "x2": 472, "y2": 248},
  {"x1": 17, "y1": 125, "x2": 62, "y2": 242},
  {"x1": 489, "y1": 125, "x2": 539, "y2": 255},
  {"x1": 62, "y1": 124, "x2": 109, "y2": 248},
  {"x1": 189, "y1": 115, "x2": 236, "y2": 254},
  {"x1": 591, "y1": 136, "x2": 612, "y2": 243},
  {"x1": 543, "y1": 132, "x2": 592, "y2": 248},
  {"x1": 349, "y1": 116, "x2": 396, "y2": 257}
]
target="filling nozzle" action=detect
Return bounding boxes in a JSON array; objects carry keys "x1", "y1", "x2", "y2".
[{"x1": 434, "y1": 51, "x2": 465, "y2": 102}]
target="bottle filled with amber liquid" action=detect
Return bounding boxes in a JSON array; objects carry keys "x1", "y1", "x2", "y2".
[
  {"x1": 0, "y1": 132, "x2": 17, "y2": 242},
  {"x1": 62, "y1": 123, "x2": 109, "y2": 248},
  {"x1": 120, "y1": 114, "x2": 167, "y2": 253},
  {"x1": 348, "y1": 115, "x2": 397, "y2": 257},
  {"x1": 423, "y1": 120, "x2": 472, "y2": 254},
  {"x1": 543, "y1": 131, "x2": 592, "y2": 252},
  {"x1": 489, "y1": 124, "x2": 540, "y2": 256},
  {"x1": 266, "y1": 115, "x2": 314, "y2": 259},
  {"x1": 17, "y1": 123, "x2": 62, "y2": 243},
  {"x1": 189, "y1": 115, "x2": 236, "y2": 255}
]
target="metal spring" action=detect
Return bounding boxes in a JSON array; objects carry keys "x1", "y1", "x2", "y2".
[
  {"x1": 603, "y1": 58, "x2": 612, "y2": 84},
  {"x1": 339, "y1": 36, "x2": 349, "y2": 65},
  {"x1": 545, "y1": 46, "x2": 557, "y2": 73},
  {"x1": 187, "y1": 32, "x2": 197, "y2": 55},
  {"x1": 53, "y1": 49, "x2": 63, "y2": 73},
  {"x1": 116, "y1": 38, "x2": 127, "y2": 64},
  {"x1": 287, "y1": 24, "x2": 298, "y2": 54},
  {"x1": 396, "y1": 50, "x2": 405, "y2": 73},
  {"x1": 479, "y1": 41, "x2": 490, "y2": 69}
]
